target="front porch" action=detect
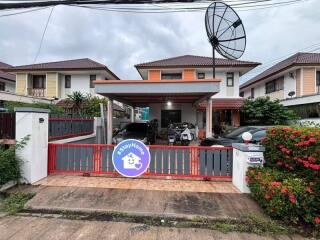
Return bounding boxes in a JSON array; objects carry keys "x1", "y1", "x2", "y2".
[{"x1": 94, "y1": 79, "x2": 221, "y2": 144}]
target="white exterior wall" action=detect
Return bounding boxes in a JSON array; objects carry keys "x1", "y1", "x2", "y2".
[
  {"x1": 0, "y1": 79, "x2": 15, "y2": 93},
  {"x1": 284, "y1": 73, "x2": 296, "y2": 99},
  {"x1": 59, "y1": 73, "x2": 104, "y2": 99},
  {"x1": 149, "y1": 103, "x2": 197, "y2": 129},
  {"x1": 200, "y1": 70, "x2": 240, "y2": 98}
]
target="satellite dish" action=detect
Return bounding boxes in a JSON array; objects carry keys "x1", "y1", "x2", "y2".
[
  {"x1": 205, "y1": 1, "x2": 246, "y2": 77},
  {"x1": 288, "y1": 91, "x2": 295, "y2": 98}
]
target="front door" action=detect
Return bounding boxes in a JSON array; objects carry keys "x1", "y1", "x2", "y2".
[{"x1": 161, "y1": 110, "x2": 181, "y2": 128}]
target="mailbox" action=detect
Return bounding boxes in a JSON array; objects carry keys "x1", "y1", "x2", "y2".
[{"x1": 232, "y1": 143, "x2": 265, "y2": 193}]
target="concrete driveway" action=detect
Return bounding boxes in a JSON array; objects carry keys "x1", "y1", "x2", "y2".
[{"x1": 0, "y1": 216, "x2": 308, "y2": 240}]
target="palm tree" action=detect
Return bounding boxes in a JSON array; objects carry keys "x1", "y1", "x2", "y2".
[{"x1": 67, "y1": 91, "x2": 86, "y2": 116}]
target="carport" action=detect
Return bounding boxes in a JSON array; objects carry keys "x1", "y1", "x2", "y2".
[{"x1": 94, "y1": 79, "x2": 220, "y2": 144}]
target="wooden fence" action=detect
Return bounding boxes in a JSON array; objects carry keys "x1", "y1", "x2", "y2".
[{"x1": 0, "y1": 113, "x2": 15, "y2": 139}]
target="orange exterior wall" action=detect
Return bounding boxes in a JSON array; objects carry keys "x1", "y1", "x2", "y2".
[
  {"x1": 148, "y1": 70, "x2": 161, "y2": 81},
  {"x1": 302, "y1": 67, "x2": 316, "y2": 96},
  {"x1": 296, "y1": 69, "x2": 301, "y2": 97},
  {"x1": 183, "y1": 69, "x2": 196, "y2": 80}
]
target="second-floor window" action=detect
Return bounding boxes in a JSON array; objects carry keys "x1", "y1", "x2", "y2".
[
  {"x1": 265, "y1": 77, "x2": 284, "y2": 94},
  {"x1": 90, "y1": 75, "x2": 96, "y2": 88},
  {"x1": 226, "y1": 72, "x2": 234, "y2": 87},
  {"x1": 65, "y1": 75, "x2": 71, "y2": 88},
  {"x1": 0, "y1": 82, "x2": 5, "y2": 91},
  {"x1": 33, "y1": 75, "x2": 45, "y2": 89},
  {"x1": 251, "y1": 88, "x2": 255, "y2": 98},
  {"x1": 197, "y1": 72, "x2": 205, "y2": 79},
  {"x1": 161, "y1": 73, "x2": 182, "y2": 80}
]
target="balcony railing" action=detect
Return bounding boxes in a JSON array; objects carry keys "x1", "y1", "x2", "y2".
[{"x1": 27, "y1": 88, "x2": 45, "y2": 97}]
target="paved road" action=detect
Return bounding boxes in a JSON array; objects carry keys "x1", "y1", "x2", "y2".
[{"x1": 0, "y1": 216, "x2": 308, "y2": 240}]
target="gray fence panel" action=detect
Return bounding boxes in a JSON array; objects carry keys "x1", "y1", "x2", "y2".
[
  {"x1": 162, "y1": 149, "x2": 169, "y2": 174},
  {"x1": 213, "y1": 150, "x2": 221, "y2": 176},
  {"x1": 200, "y1": 149, "x2": 206, "y2": 175},
  {"x1": 102, "y1": 147, "x2": 108, "y2": 172},
  {"x1": 169, "y1": 149, "x2": 175, "y2": 174},
  {"x1": 149, "y1": 149, "x2": 156, "y2": 173},
  {"x1": 206, "y1": 150, "x2": 213, "y2": 176},
  {"x1": 183, "y1": 149, "x2": 190, "y2": 175},
  {"x1": 228, "y1": 149, "x2": 233, "y2": 176},
  {"x1": 220, "y1": 150, "x2": 228, "y2": 176},
  {"x1": 177, "y1": 149, "x2": 183, "y2": 174},
  {"x1": 155, "y1": 149, "x2": 162, "y2": 174}
]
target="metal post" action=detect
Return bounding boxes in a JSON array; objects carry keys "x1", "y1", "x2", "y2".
[
  {"x1": 206, "y1": 98, "x2": 213, "y2": 138},
  {"x1": 212, "y1": 47, "x2": 215, "y2": 78},
  {"x1": 130, "y1": 106, "x2": 135, "y2": 123},
  {"x1": 106, "y1": 99, "x2": 113, "y2": 144}
]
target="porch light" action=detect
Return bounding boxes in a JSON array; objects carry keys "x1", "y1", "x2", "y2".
[{"x1": 167, "y1": 101, "x2": 172, "y2": 106}]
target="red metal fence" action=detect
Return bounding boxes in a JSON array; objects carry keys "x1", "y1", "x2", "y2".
[
  {"x1": 48, "y1": 143, "x2": 233, "y2": 179},
  {"x1": 49, "y1": 115, "x2": 94, "y2": 141},
  {"x1": 0, "y1": 113, "x2": 15, "y2": 139}
]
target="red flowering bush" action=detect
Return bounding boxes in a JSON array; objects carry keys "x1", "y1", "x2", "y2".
[
  {"x1": 247, "y1": 127, "x2": 320, "y2": 227},
  {"x1": 247, "y1": 168, "x2": 320, "y2": 226},
  {"x1": 263, "y1": 127, "x2": 320, "y2": 179}
]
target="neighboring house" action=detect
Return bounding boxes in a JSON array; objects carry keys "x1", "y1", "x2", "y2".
[
  {"x1": 94, "y1": 55, "x2": 260, "y2": 142},
  {"x1": 240, "y1": 52, "x2": 320, "y2": 118},
  {"x1": 0, "y1": 62, "x2": 15, "y2": 93},
  {"x1": 4, "y1": 58, "x2": 119, "y2": 99},
  {"x1": 134, "y1": 55, "x2": 260, "y2": 129}
]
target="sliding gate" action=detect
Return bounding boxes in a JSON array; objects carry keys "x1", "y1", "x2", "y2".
[{"x1": 48, "y1": 143, "x2": 233, "y2": 179}]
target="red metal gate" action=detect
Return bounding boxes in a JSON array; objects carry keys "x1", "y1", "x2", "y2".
[{"x1": 48, "y1": 143, "x2": 233, "y2": 180}]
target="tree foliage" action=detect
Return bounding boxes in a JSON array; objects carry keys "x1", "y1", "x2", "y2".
[
  {"x1": 241, "y1": 97, "x2": 297, "y2": 125},
  {"x1": 4, "y1": 101, "x2": 64, "y2": 114}
]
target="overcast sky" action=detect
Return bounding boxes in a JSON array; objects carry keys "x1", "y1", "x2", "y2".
[{"x1": 0, "y1": 0, "x2": 319, "y2": 82}]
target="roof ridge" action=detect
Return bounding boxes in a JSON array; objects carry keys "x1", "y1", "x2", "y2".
[{"x1": 14, "y1": 58, "x2": 92, "y2": 67}]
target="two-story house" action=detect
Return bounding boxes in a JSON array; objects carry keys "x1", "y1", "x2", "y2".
[
  {"x1": 94, "y1": 55, "x2": 259, "y2": 143},
  {"x1": 0, "y1": 62, "x2": 15, "y2": 93},
  {"x1": 240, "y1": 52, "x2": 320, "y2": 118},
  {"x1": 4, "y1": 58, "x2": 119, "y2": 99}
]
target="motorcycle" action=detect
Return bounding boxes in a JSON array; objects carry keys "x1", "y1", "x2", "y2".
[
  {"x1": 167, "y1": 124, "x2": 176, "y2": 145},
  {"x1": 180, "y1": 123, "x2": 193, "y2": 146}
]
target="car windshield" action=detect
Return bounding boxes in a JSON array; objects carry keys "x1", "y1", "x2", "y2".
[
  {"x1": 124, "y1": 123, "x2": 148, "y2": 133},
  {"x1": 224, "y1": 127, "x2": 257, "y2": 139}
]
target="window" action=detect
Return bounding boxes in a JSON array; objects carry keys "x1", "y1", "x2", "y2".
[
  {"x1": 0, "y1": 82, "x2": 4, "y2": 91},
  {"x1": 226, "y1": 72, "x2": 234, "y2": 87},
  {"x1": 161, "y1": 73, "x2": 182, "y2": 80},
  {"x1": 32, "y1": 75, "x2": 45, "y2": 89},
  {"x1": 239, "y1": 91, "x2": 244, "y2": 97},
  {"x1": 161, "y1": 110, "x2": 181, "y2": 128},
  {"x1": 65, "y1": 75, "x2": 71, "y2": 88},
  {"x1": 197, "y1": 72, "x2": 205, "y2": 79},
  {"x1": 90, "y1": 75, "x2": 96, "y2": 88},
  {"x1": 265, "y1": 77, "x2": 284, "y2": 94},
  {"x1": 250, "y1": 88, "x2": 255, "y2": 98}
]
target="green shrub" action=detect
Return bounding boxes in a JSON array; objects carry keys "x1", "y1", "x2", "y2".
[
  {"x1": 0, "y1": 137, "x2": 29, "y2": 185},
  {"x1": 263, "y1": 126, "x2": 320, "y2": 179},
  {"x1": 247, "y1": 168, "x2": 320, "y2": 226}
]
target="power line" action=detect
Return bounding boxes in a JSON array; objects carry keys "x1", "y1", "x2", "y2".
[
  {"x1": 33, "y1": 7, "x2": 54, "y2": 63},
  {"x1": 0, "y1": 0, "x2": 309, "y2": 11}
]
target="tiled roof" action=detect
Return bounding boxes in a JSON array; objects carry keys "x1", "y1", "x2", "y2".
[
  {"x1": 0, "y1": 62, "x2": 15, "y2": 82},
  {"x1": 198, "y1": 98, "x2": 244, "y2": 110},
  {"x1": 4, "y1": 58, "x2": 119, "y2": 79},
  {"x1": 241, "y1": 52, "x2": 320, "y2": 89},
  {"x1": 135, "y1": 55, "x2": 260, "y2": 68}
]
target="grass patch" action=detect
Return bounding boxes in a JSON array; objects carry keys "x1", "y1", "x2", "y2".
[{"x1": 0, "y1": 193, "x2": 34, "y2": 214}]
